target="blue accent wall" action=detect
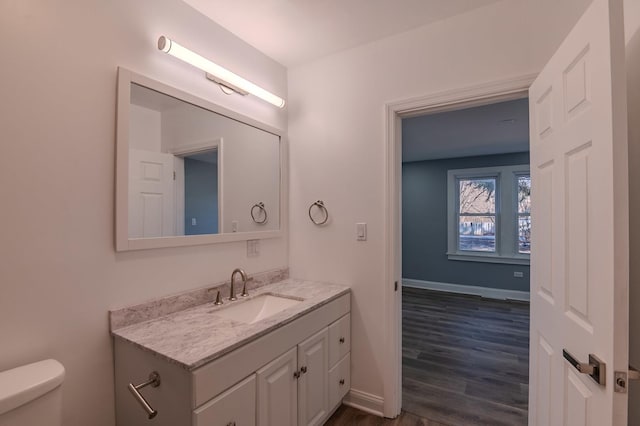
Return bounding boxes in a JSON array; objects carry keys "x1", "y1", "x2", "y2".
[
  {"x1": 402, "y1": 152, "x2": 530, "y2": 292},
  {"x1": 185, "y1": 158, "x2": 218, "y2": 235}
]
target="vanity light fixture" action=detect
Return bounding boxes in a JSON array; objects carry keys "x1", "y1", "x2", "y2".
[{"x1": 157, "y1": 36, "x2": 286, "y2": 109}]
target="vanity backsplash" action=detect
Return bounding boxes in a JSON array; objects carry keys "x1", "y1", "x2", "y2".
[{"x1": 109, "y1": 267, "x2": 289, "y2": 331}]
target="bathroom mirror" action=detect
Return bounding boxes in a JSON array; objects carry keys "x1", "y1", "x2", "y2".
[{"x1": 116, "y1": 68, "x2": 284, "y2": 251}]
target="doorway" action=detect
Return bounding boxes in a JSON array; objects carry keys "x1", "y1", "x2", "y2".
[
  {"x1": 381, "y1": 75, "x2": 536, "y2": 418},
  {"x1": 399, "y1": 98, "x2": 531, "y2": 425}
]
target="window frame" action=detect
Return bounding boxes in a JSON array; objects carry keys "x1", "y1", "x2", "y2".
[{"x1": 447, "y1": 164, "x2": 530, "y2": 265}]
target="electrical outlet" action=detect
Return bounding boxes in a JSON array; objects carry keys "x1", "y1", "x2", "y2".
[
  {"x1": 191, "y1": 218, "x2": 197, "y2": 226},
  {"x1": 247, "y1": 239, "x2": 260, "y2": 257},
  {"x1": 514, "y1": 271, "x2": 524, "y2": 278}
]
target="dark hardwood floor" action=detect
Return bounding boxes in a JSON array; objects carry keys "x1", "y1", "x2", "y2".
[
  {"x1": 325, "y1": 288, "x2": 530, "y2": 426},
  {"x1": 402, "y1": 287, "x2": 530, "y2": 426},
  {"x1": 325, "y1": 404, "x2": 448, "y2": 425}
]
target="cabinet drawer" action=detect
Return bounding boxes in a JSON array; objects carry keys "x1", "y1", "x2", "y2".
[
  {"x1": 328, "y1": 313, "x2": 350, "y2": 367},
  {"x1": 193, "y1": 374, "x2": 256, "y2": 426},
  {"x1": 328, "y1": 353, "x2": 350, "y2": 410}
]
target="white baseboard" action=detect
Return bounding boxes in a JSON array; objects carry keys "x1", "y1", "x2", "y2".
[
  {"x1": 402, "y1": 278, "x2": 530, "y2": 302},
  {"x1": 342, "y1": 389, "x2": 384, "y2": 417}
]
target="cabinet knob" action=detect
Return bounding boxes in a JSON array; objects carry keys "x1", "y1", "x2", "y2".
[
  {"x1": 300, "y1": 366, "x2": 307, "y2": 374},
  {"x1": 339, "y1": 337, "x2": 345, "y2": 344},
  {"x1": 227, "y1": 422, "x2": 236, "y2": 426},
  {"x1": 293, "y1": 370, "x2": 301, "y2": 379},
  {"x1": 339, "y1": 379, "x2": 345, "y2": 385}
]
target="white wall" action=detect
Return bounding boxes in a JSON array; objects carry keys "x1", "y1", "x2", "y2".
[
  {"x1": 129, "y1": 105, "x2": 161, "y2": 151},
  {"x1": 0, "y1": 1, "x2": 287, "y2": 426},
  {"x1": 288, "y1": 0, "x2": 591, "y2": 405},
  {"x1": 625, "y1": 0, "x2": 640, "y2": 420}
]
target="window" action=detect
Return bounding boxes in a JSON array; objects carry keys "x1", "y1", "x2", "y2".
[
  {"x1": 517, "y1": 175, "x2": 531, "y2": 254},
  {"x1": 458, "y1": 177, "x2": 496, "y2": 252},
  {"x1": 447, "y1": 165, "x2": 530, "y2": 265}
]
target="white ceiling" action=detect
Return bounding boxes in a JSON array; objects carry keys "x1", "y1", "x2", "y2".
[
  {"x1": 182, "y1": 0, "x2": 500, "y2": 67},
  {"x1": 402, "y1": 98, "x2": 530, "y2": 162}
]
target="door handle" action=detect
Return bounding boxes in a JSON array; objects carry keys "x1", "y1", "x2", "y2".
[{"x1": 563, "y1": 349, "x2": 606, "y2": 386}]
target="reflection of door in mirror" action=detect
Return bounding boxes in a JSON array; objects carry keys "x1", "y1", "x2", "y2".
[
  {"x1": 128, "y1": 149, "x2": 175, "y2": 238},
  {"x1": 128, "y1": 85, "x2": 224, "y2": 238}
]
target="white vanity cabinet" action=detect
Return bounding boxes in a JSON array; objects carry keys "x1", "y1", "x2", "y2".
[{"x1": 114, "y1": 292, "x2": 350, "y2": 426}]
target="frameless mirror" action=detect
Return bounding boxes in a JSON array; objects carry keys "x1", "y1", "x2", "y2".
[{"x1": 116, "y1": 68, "x2": 283, "y2": 251}]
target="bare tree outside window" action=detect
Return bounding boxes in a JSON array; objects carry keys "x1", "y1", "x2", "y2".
[
  {"x1": 518, "y1": 175, "x2": 531, "y2": 254},
  {"x1": 458, "y1": 178, "x2": 496, "y2": 252}
]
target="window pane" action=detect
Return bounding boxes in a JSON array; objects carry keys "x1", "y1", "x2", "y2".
[
  {"x1": 459, "y1": 178, "x2": 496, "y2": 214},
  {"x1": 518, "y1": 215, "x2": 531, "y2": 254},
  {"x1": 518, "y1": 175, "x2": 531, "y2": 214},
  {"x1": 459, "y1": 215, "x2": 496, "y2": 252}
]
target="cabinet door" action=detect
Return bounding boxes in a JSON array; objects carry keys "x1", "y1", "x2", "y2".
[
  {"x1": 193, "y1": 374, "x2": 256, "y2": 426},
  {"x1": 297, "y1": 328, "x2": 329, "y2": 426},
  {"x1": 257, "y1": 347, "x2": 298, "y2": 426},
  {"x1": 328, "y1": 314, "x2": 350, "y2": 367}
]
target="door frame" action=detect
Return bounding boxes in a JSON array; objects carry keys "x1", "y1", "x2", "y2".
[{"x1": 382, "y1": 73, "x2": 537, "y2": 417}]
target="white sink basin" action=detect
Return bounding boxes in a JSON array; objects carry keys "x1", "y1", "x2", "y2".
[{"x1": 215, "y1": 294, "x2": 302, "y2": 324}]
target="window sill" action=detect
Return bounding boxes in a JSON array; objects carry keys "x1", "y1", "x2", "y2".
[{"x1": 446, "y1": 252, "x2": 530, "y2": 265}]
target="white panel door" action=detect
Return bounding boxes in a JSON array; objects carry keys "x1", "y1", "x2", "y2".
[
  {"x1": 257, "y1": 348, "x2": 298, "y2": 426},
  {"x1": 128, "y1": 149, "x2": 175, "y2": 238},
  {"x1": 297, "y1": 329, "x2": 329, "y2": 426},
  {"x1": 528, "y1": 0, "x2": 628, "y2": 425}
]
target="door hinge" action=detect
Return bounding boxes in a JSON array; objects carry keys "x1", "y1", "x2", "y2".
[
  {"x1": 614, "y1": 366, "x2": 640, "y2": 393},
  {"x1": 173, "y1": 171, "x2": 176, "y2": 180},
  {"x1": 394, "y1": 281, "x2": 398, "y2": 292}
]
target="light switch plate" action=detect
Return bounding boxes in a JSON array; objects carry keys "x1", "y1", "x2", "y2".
[
  {"x1": 232, "y1": 221, "x2": 239, "y2": 232},
  {"x1": 356, "y1": 223, "x2": 367, "y2": 241}
]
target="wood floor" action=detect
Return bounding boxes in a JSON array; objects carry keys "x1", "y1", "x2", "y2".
[
  {"x1": 326, "y1": 288, "x2": 530, "y2": 426},
  {"x1": 401, "y1": 288, "x2": 530, "y2": 425},
  {"x1": 325, "y1": 404, "x2": 448, "y2": 425}
]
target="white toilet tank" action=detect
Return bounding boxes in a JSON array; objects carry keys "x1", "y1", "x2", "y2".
[{"x1": 0, "y1": 359, "x2": 65, "y2": 426}]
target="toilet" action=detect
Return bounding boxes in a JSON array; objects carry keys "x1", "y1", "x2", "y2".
[{"x1": 0, "y1": 359, "x2": 65, "y2": 426}]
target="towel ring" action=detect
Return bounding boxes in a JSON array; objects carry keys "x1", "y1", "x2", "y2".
[
  {"x1": 309, "y1": 200, "x2": 329, "y2": 225},
  {"x1": 251, "y1": 202, "x2": 268, "y2": 224}
]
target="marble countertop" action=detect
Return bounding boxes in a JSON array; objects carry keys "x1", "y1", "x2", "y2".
[{"x1": 111, "y1": 279, "x2": 350, "y2": 371}]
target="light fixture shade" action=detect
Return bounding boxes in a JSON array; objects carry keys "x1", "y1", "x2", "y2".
[{"x1": 158, "y1": 36, "x2": 286, "y2": 109}]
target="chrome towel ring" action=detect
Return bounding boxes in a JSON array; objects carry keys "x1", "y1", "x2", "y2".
[
  {"x1": 251, "y1": 202, "x2": 268, "y2": 224},
  {"x1": 309, "y1": 200, "x2": 329, "y2": 225}
]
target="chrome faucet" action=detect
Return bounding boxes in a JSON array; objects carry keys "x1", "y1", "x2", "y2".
[{"x1": 229, "y1": 268, "x2": 248, "y2": 301}]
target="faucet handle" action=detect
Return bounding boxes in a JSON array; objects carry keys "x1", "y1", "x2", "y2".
[{"x1": 214, "y1": 290, "x2": 223, "y2": 305}]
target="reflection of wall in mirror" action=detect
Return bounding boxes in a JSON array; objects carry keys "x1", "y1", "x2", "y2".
[
  {"x1": 129, "y1": 91, "x2": 279, "y2": 237},
  {"x1": 162, "y1": 104, "x2": 280, "y2": 233}
]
